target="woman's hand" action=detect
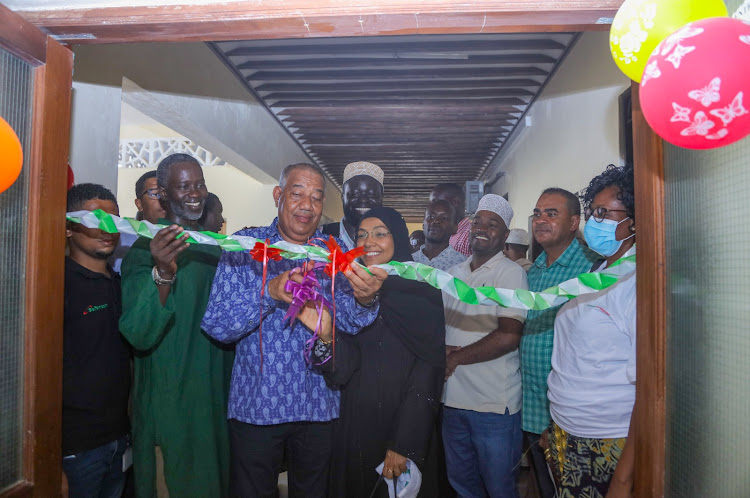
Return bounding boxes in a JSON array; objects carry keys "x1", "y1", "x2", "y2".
[
  {"x1": 382, "y1": 449, "x2": 408, "y2": 478},
  {"x1": 605, "y1": 478, "x2": 633, "y2": 498},
  {"x1": 345, "y1": 262, "x2": 388, "y2": 305}
]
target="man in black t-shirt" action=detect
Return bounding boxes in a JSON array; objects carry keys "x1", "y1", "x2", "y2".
[{"x1": 63, "y1": 183, "x2": 131, "y2": 498}]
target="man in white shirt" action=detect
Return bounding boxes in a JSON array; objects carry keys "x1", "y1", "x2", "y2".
[
  {"x1": 412, "y1": 199, "x2": 466, "y2": 271},
  {"x1": 442, "y1": 194, "x2": 528, "y2": 498}
]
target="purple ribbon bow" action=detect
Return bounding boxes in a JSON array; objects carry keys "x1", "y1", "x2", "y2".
[{"x1": 283, "y1": 265, "x2": 334, "y2": 364}]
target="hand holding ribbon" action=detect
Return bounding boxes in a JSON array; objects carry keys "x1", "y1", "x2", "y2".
[
  {"x1": 283, "y1": 264, "x2": 333, "y2": 327},
  {"x1": 311, "y1": 237, "x2": 369, "y2": 365},
  {"x1": 282, "y1": 263, "x2": 334, "y2": 365},
  {"x1": 248, "y1": 239, "x2": 283, "y2": 374}
]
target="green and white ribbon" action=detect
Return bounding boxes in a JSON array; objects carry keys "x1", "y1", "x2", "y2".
[{"x1": 67, "y1": 210, "x2": 635, "y2": 311}]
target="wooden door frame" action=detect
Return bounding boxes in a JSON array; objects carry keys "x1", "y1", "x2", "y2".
[
  {"x1": 631, "y1": 82, "x2": 666, "y2": 498},
  {"x1": 0, "y1": 5, "x2": 73, "y2": 498},
  {"x1": 5, "y1": 2, "x2": 668, "y2": 496}
]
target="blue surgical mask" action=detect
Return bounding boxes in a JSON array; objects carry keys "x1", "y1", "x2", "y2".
[{"x1": 584, "y1": 217, "x2": 634, "y2": 257}]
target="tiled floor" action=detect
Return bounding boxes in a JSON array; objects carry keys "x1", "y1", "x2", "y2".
[{"x1": 277, "y1": 465, "x2": 542, "y2": 497}]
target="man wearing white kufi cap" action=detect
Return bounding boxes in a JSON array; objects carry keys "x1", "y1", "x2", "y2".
[
  {"x1": 322, "y1": 161, "x2": 384, "y2": 249},
  {"x1": 441, "y1": 194, "x2": 528, "y2": 498},
  {"x1": 503, "y1": 228, "x2": 533, "y2": 271}
]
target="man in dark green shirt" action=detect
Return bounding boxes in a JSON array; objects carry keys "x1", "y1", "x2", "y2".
[{"x1": 120, "y1": 154, "x2": 233, "y2": 498}]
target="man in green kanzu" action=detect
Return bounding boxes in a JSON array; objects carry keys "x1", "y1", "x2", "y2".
[{"x1": 120, "y1": 153, "x2": 233, "y2": 497}]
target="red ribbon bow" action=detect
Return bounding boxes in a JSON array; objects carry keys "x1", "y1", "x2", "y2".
[
  {"x1": 248, "y1": 239, "x2": 283, "y2": 374},
  {"x1": 320, "y1": 236, "x2": 366, "y2": 277},
  {"x1": 312, "y1": 236, "x2": 367, "y2": 367},
  {"x1": 249, "y1": 239, "x2": 283, "y2": 263}
]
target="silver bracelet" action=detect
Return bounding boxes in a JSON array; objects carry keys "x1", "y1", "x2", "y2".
[{"x1": 152, "y1": 265, "x2": 176, "y2": 286}]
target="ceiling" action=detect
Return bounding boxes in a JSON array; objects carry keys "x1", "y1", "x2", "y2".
[{"x1": 211, "y1": 33, "x2": 577, "y2": 220}]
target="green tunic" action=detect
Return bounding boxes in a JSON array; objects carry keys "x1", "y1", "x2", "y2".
[{"x1": 120, "y1": 226, "x2": 233, "y2": 498}]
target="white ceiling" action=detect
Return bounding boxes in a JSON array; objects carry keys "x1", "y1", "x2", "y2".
[{"x1": 4, "y1": 0, "x2": 229, "y2": 11}]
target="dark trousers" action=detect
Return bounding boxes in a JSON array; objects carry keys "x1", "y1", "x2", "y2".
[
  {"x1": 62, "y1": 435, "x2": 130, "y2": 498},
  {"x1": 228, "y1": 418, "x2": 332, "y2": 498},
  {"x1": 523, "y1": 431, "x2": 557, "y2": 498}
]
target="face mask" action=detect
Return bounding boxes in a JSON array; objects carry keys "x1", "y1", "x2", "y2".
[{"x1": 584, "y1": 217, "x2": 634, "y2": 257}]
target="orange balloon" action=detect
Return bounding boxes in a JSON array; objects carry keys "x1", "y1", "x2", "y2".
[{"x1": 0, "y1": 116, "x2": 23, "y2": 194}]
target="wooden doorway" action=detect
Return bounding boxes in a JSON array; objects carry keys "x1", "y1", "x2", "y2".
[
  {"x1": 0, "y1": 5, "x2": 73, "y2": 497},
  {"x1": 3, "y1": 2, "x2": 666, "y2": 497}
]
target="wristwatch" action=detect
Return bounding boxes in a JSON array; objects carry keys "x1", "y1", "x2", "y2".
[
  {"x1": 359, "y1": 291, "x2": 380, "y2": 307},
  {"x1": 152, "y1": 265, "x2": 176, "y2": 286}
]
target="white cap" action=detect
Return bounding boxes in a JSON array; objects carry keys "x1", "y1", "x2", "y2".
[
  {"x1": 343, "y1": 161, "x2": 384, "y2": 186},
  {"x1": 506, "y1": 228, "x2": 529, "y2": 246},
  {"x1": 476, "y1": 194, "x2": 513, "y2": 227}
]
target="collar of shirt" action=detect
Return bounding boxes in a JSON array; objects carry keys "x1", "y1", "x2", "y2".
[
  {"x1": 533, "y1": 239, "x2": 583, "y2": 270},
  {"x1": 460, "y1": 249, "x2": 507, "y2": 273},
  {"x1": 338, "y1": 219, "x2": 354, "y2": 250},
  {"x1": 594, "y1": 244, "x2": 637, "y2": 271},
  {"x1": 156, "y1": 216, "x2": 207, "y2": 232},
  {"x1": 66, "y1": 256, "x2": 117, "y2": 281}
]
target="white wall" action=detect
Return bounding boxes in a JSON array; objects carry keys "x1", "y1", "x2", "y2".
[
  {"x1": 70, "y1": 41, "x2": 344, "y2": 221},
  {"x1": 482, "y1": 32, "x2": 630, "y2": 229},
  {"x1": 117, "y1": 165, "x2": 279, "y2": 235},
  {"x1": 68, "y1": 82, "x2": 122, "y2": 191}
]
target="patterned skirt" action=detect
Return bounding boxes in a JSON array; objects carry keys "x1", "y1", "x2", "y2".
[{"x1": 544, "y1": 421, "x2": 626, "y2": 498}]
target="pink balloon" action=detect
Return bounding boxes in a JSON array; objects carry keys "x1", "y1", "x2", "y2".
[{"x1": 640, "y1": 17, "x2": 750, "y2": 149}]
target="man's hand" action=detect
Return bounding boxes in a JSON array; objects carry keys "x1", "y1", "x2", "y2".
[
  {"x1": 382, "y1": 449, "x2": 408, "y2": 478},
  {"x1": 297, "y1": 303, "x2": 333, "y2": 342},
  {"x1": 149, "y1": 225, "x2": 189, "y2": 278},
  {"x1": 344, "y1": 262, "x2": 387, "y2": 305},
  {"x1": 445, "y1": 345, "x2": 462, "y2": 379},
  {"x1": 268, "y1": 262, "x2": 317, "y2": 304},
  {"x1": 539, "y1": 429, "x2": 550, "y2": 451}
]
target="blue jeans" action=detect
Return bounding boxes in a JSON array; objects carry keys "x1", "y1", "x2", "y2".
[
  {"x1": 442, "y1": 406, "x2": 522, "y2": 498},
  {"x1": 62, "y1": 435, "x2": 130, "y2": 498}
]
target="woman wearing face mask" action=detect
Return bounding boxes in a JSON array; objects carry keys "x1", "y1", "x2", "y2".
[
  {"x1": 310, "y1": 207, "x2": 446, "y2": 498},
  {"x1": 544, "y1": 164, "x2": 637, "y2": 498}
]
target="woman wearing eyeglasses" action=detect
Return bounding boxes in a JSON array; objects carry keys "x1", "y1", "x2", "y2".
[
  {"x1": 311, "y1": 206, "x2": 446, "y2": 498},
  {"x1": 544, "y1": 164, "x2": 637, "y2": 498}
]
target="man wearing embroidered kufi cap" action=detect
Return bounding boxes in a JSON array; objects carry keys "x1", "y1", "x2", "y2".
[
  {"x1": 322, "y1": 161, "x2": 384, "y2": 250},
  {"x1": 503, "y1": 228, "x2": 533, "y2": 271},
  {"x1": 441, "y1": 194, "x2": 529, "y2": 498}
]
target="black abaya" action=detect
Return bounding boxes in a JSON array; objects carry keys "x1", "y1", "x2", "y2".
[{"x1": 315, "y1": 207, "x2": 446, "y2": 498}]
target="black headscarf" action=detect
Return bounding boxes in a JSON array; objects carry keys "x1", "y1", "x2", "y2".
[
  {"x1": 358, "y1": 207, "x2": 445, "y2": 368},
  {"x1": 358, "y1": 206, "x2": 413, "y2": 263}
]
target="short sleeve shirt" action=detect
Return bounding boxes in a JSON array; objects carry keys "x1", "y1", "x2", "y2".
[
  {"x1": 520, "y1": 240, "x2": 598, "y2": 434},
  {"x1": 442, "y1": 251, "x2": 528, "y2": 414},
  {"x1": 412, "y1": 245, "x2": 468, "y2": 271},
  {"x1": 548, "y1": 270, "x2": 636, "y2": 438}
]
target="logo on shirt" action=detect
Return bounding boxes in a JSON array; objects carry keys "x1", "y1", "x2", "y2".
[{"x1": 83, "y1": 303, "x2": 109, "y2": 315}]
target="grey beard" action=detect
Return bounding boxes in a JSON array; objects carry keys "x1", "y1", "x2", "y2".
[{"x1": 169, "y1": 200, "x2": 204, "y2": 221}]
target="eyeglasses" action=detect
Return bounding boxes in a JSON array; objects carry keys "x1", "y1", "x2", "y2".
[
  {"x1": 355, "y1": 229, "x2": 392, "y2": 241},
  {"x1": 140, "y1": 188, "x2": 160, "y2": 200},
  {"x1": 586, "y1": 207, "x2": 628, "y2": 222}
]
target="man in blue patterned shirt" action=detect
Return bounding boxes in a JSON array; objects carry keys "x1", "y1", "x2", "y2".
[
  {"x1": 520, "y1": 188, "x2": 598, "y2": 498},
  {"x1": 202, "y1": 163, "x2": 386, "y2": 497}
]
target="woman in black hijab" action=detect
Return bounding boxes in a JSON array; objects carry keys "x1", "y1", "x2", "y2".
[{"x1": 312, "y1": 207, "x2": 446, "y2": 498}]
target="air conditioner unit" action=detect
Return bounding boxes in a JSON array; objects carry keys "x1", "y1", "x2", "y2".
[{"x1": 465, "y1": 181, "x2": 484, "y2": 215}]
